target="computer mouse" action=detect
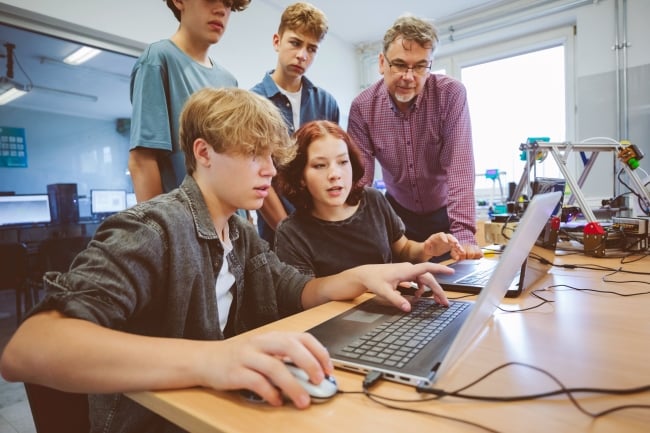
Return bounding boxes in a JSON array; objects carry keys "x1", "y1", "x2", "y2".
[
  {"x1": 284, "y1": 362, "x2": 338, "y2": 403},
  {"x1": 238, "y1": 363, "x2": 338, "y2": 404}
]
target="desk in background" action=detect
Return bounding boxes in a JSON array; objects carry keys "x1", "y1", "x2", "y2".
[
  {"x1": 0, "y1": 221, "x2": 99, "y2": 253},
  {"x1": 127, "y1": 254, "x2": 650, "y2": 433}
]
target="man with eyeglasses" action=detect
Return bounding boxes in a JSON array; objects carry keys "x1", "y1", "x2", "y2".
[{"x1": 348, "y1": 14, "x2": 483, "y2": 261}]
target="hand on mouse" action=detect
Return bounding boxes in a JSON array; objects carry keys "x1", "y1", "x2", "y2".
[{"x1": 199, "y1": 331, "x2": 333, "y2": 409}]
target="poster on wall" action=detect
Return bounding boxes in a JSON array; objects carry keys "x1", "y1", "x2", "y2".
[{"x1": 0, "y1": 126, "x2": 27, "y2": 168}]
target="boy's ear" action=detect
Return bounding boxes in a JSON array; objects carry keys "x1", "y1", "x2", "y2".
[
  {"x1": 272, "y1": 33, "x2": 281, "y2": 51},
  {"x1": 171, "y1": 0, "x2": 185, "y2": 15},
  {"x1": 193, "y1": 138, "x2": 212, "y2": 167}
]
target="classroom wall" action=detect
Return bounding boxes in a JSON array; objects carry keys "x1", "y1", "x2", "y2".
[{"x1": 0, "y1": 106, "x2": 131, "y2": 197}]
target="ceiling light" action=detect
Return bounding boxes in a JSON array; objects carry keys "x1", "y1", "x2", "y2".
[
  {"x1": 63, "y1": 46, "x2": 101, "y2": 65},
  {"x1": 0, "y1": 76, "x2": 29, "y2": 105}
]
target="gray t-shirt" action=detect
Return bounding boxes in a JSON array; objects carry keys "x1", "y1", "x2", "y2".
[{"x1": 275, "y1": 188, "x2": 405, "y2": 277}]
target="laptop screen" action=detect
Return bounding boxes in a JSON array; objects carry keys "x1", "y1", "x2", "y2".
[{"x1": 0, "y1": 194, "x2": 51, "y2": 226}]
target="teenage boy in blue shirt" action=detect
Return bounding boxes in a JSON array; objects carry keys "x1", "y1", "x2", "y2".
[{"x1": 251, "y1": 2, "x2": 339, "y2": 246}]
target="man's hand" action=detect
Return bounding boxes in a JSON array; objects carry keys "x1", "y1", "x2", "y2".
[{"x1": 452, "y1": 244, "x2": 483, "y2": 260}]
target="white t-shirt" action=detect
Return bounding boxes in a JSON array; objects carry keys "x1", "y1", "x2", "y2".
[
  {"x1": 278, "y1": 86, "x2": 302, "y2": 128},
  {"x1": 215, "y1": 225, "x2": 235, "y2": 332}
]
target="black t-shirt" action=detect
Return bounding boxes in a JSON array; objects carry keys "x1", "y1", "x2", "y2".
[{"x1": 275, "y1": 188, "x2": 405, "y2": 277}]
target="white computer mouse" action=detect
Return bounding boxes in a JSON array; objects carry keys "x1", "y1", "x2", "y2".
[
  {"x1": 238, "y1": 363, "x2": 338, "y2": 404},
  {"x1": 284, "y1": 363, "x2": 338, "y2": 403}
]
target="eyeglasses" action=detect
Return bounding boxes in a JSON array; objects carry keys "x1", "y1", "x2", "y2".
[{"x1": 386, "y1": 58, "x2": 432, "y2": 76}]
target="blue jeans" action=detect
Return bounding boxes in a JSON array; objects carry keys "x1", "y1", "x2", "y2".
[{"x1": 385, "y1": 193, "x2": 451, "y2": 263}]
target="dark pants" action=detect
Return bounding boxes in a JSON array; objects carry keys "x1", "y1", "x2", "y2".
[{"x1": 385, "y1": 193, "x2": 451, "y2": 263}]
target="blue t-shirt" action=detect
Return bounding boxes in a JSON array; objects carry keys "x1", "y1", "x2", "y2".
[{"x1": 130, "y1": 39, "x2": 238, "y2": 192}]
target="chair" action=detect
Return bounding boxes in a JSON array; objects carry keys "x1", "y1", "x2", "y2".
[
  {"x1": 0, "y1": 242, "x2": 34, "y2": 324},
  {"x1": 24, "y1": 383, "x2": 90, "y2": 433},
  {"x1": 39, "y1": 236, "x2": 91, "y2": 274}
]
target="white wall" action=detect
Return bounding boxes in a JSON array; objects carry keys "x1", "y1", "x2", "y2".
[{"x1": 0, "y1": 0, "x2": 359, "y2": 124}]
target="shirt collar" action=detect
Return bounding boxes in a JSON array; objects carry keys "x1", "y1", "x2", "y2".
[
  {"x1": 179, "y1": 176, "x2": 240, "y2": 242},
  {"x1": 260, "y1": 70, "x2": 316, "y2": 98}
]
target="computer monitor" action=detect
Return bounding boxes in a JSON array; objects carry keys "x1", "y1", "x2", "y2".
[
  {"x1": 126, "y1": 192, "x2": 137, "y2": 209},
  {"x1": 0, "y1": 194, "x2": 52, "y2": 226},
  {"x1": 90, "y1": 189, "x2": 127, "y2": 219}
]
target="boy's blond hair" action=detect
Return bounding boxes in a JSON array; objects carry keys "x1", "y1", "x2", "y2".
[
  {"x1": 180, "y1": 88, "x2": 296, "y2": 175},
  {"x1": 278, "y1": 2, "x2": 328, "y2": 42},
  {"x1": 165, "y1": 0, "x2": 252, "y2": 22}
]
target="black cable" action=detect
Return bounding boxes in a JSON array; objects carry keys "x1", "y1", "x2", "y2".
[
  {"x1": 350, "y1": 362, "x2": 650, "y2": 429},
  {"x1": 497, "y1": 289, "x2": 555, "y2": 312},
  {"x1": 416, "y1": 362, "x2": 650, "y2": 418},
  {"x1": 357, "y1": 371, "x2": 501, "y2": 433},
  {"x1": 617, "y1": 169, "x2": 650, "y2": 216}
]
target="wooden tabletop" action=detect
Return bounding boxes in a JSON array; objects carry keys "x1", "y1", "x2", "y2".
[{"x1": 127, "y1": 253, "x2": 650, "y2": 433}]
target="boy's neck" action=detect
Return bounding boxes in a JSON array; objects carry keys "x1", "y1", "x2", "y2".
[
  {"x1": 272, "y1": 69, "x2": 302, "y2": 93},
  {"x1": 171, "y1": 32, "x2": 212, "y2": 67}
]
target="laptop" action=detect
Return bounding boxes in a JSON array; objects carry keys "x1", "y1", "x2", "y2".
[
  {"x1": 307, "y1": 191, "x2": 562, "y2": 388},
  {"x1": 434, "y1": 241, "x2": 555, "y2": 298}
]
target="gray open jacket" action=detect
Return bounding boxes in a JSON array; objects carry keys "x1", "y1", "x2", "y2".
[{"x1": 31, "y1": 175, "x2": 311, "y2": 433}]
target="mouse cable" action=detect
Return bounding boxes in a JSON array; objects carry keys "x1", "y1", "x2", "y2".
[
  {"x1": 415, "y1": 362, "x2": 650, "y2": 419},
  {"x1": 357, "y1": 372, "x2": 501, "y2": 433}
]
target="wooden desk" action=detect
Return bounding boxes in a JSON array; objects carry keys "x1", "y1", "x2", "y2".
[{"x1": 127, "y1": 254, "x2": 650, "y2": 433}]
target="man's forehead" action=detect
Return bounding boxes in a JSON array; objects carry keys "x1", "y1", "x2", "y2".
[{"x1": 389, "y1": 36, "x2": 432, "y2": 53}]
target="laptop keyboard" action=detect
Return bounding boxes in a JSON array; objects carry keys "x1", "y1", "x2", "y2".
[
  {"x1": 455, "y1": 265, "x2": 494, "y2": 285},
  {"x1": 338, "y1": 300, "x2": 470, "y2": 368}
]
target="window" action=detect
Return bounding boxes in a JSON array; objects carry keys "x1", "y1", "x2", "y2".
[{"x1": 439, "y1": 27, "x2": 575, "y2": 204}]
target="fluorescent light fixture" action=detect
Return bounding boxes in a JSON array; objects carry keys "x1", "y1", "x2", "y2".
[
  {"x1": 63, "y1": 46, "x2": 101, "y2": 65},
  {"x1": 0, "y1": 76, "x2": 29, "y2": 105},
  {"x1": 0, "y1": 87, "x2": 27, "y2": 105}
]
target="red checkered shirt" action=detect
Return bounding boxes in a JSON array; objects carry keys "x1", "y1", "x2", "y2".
[{"x1": 348, "y1": 74, "x2": 477, "y2": 245}]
